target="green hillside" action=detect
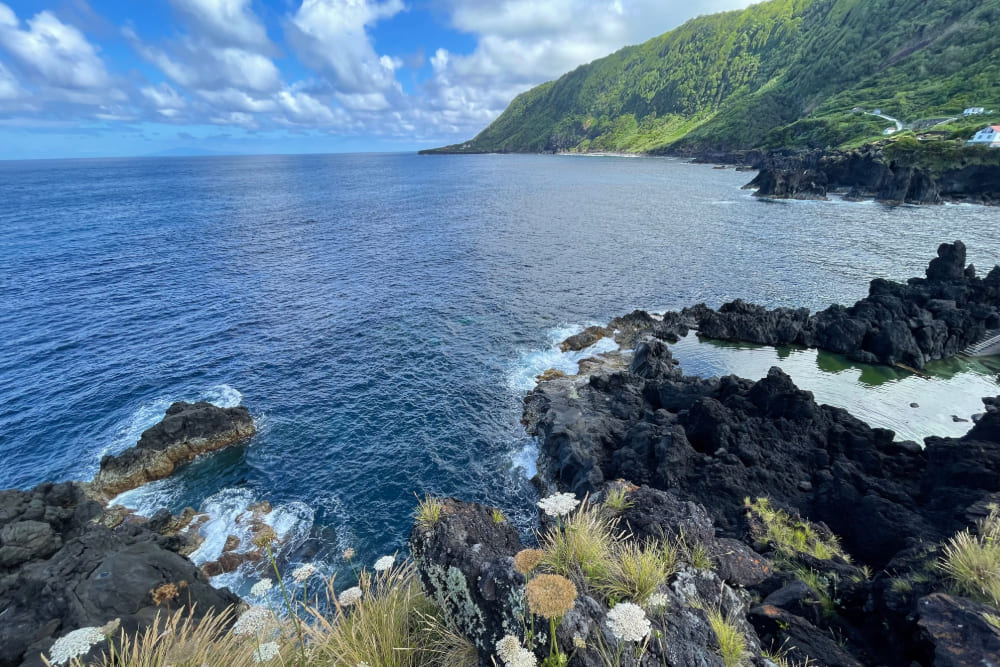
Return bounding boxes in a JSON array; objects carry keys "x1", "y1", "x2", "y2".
[{"x1": 425, "y1": 0, "x2": 1000, "y2": 154}]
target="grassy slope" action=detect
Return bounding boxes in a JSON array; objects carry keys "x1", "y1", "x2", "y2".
[{"x1": 430, "y1": 0, "x2": 1000, "y2": 154}]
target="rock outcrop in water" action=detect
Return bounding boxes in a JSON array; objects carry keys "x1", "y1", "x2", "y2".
[
  {"x1": 0, "y1": 481, "x2": 240, "y2": 667},
  {"x1": 88, "y1": 401, "x2": 255, "y2": 501},
  {"x1": 686, "y1": 241, "x2": 1000, "y2": 369}
]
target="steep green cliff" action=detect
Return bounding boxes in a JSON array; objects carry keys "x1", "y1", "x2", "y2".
[{"x1": 425, "y1": 0, "x2": 1000, "y2": 154}]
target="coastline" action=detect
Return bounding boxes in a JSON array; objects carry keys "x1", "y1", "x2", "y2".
[{"x1": 5, "y1": 240, "x2": 1000, "y2": 665}]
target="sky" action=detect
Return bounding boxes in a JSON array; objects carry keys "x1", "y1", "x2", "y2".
[{"x1": 0, "y1": 0, "x2": 756, "y2": 159}]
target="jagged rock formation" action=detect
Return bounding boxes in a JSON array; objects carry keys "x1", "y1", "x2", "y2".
[
  {"x1": 89, "y1": 401, "x2": 255, "y2": 500},
  {"x1": 684, "y1": 241, "x2": 1000, "y2": 368},
  {"x1": 525, "y1": 337, "x2": 1000, "y2": 565},
  {"x1": 0, "y1": 482, "x2": 240, "y2": 667},
  {"x1": 744, "y1": 146, "x2": 1000, "y2": 205}
]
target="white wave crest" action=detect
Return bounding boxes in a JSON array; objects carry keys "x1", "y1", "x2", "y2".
[{"x1": 507, "y1": 323, "x2": 620, "y2": 393}]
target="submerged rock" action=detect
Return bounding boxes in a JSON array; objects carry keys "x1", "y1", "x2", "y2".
[{"x1": 88, "y1": 401, "x2": 255, "y2": 500}]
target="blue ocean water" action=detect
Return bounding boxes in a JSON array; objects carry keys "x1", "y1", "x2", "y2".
[{"x1": 2, "y1": 153, "x2": 999, "y2": 594}]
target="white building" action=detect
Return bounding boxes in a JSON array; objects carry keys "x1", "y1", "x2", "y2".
[
  {"x1": 964, "y1": 107, "x2": 986, "y2": 116},
  {"x1": 968, "y1": 125, "x2": 1000, "y2": 147}
]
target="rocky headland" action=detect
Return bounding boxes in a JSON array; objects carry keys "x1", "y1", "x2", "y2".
[{"x1": 5, "y1": 245, "x2": 1000, "y2": 666}]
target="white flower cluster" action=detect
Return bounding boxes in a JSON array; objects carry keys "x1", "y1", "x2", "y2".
[
  {"x1": 232, "y1": 606, "x2": 271, "y2": 636},
  {"x1": 606, "y1": 602, "x2": 651, "y2": 643},
  {"x1": 48, "y1": 627, "x2": 106, "y2": 665},
  {"x1": 250, "y1": 578, "x2": 273, "y2": 597},
  {"x1": 252, "y1": 641, "x2": 280, "y2": 663},
  {"x1": 537, "y1": 492, "x2": 580, "y2": 518},
  {"x1": 291, "y1": 563, "x2": 317, "y2": 583},
  {"x1": 495, "y1": 634, "x2": 537, "y2": 667},
  {"x1": 338, "y1": 586, "x2": 363, "y2": 606},
  {"x1": 645, "y1": 592, "x2": 669, "y2": 613},
  {"x1": 373, "y1": 555, "x2": 395, "y2": 572}
]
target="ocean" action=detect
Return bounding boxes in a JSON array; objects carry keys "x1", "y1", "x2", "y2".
[{"x1": 2, "y1": 152, "x2": 998, "y2": 597}]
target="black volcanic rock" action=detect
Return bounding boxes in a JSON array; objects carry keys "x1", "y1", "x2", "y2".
[
  {"x1": 0, "y1": 482, "x2": 239, "y2": 667},
  {"x1": 524, "y1": 337, "x2": 1000, "y2": 568},
  {"x1": 89, "y1": 401, "x2": 255, "y2": 500},
  {"x1": 686, "y1": 241, "x2": 1000, "y2": 368},
  {"x1": 746, "y1": 147, "x2": 1000, "y2": 205}
]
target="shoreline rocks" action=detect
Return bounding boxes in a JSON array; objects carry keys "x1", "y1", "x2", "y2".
[
  {"x1": 88, "y1": 401, "x2": 255, "y2": 501},
  {"x1": 740, "y1": 146, "x2": 1000, "y2": 206},
  {"x1": 1, "y1": 401, "x2": 256, "y2": 666},
  {"x1": 514, "y1": 277, "x2": 1000, "y2": 663},
  {"x1": 684, "y1": 241, "x2": 999, "y2": 369},
  {"x1": 0, "y1": 481, "x2": 240, "y2": 667}
]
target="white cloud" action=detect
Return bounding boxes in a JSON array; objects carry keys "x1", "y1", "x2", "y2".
[
  {"x1": 131, "y1": 36, "x2": 281, "y2": 93},
  {"x1": 197, "y1": 87, "x2": 277, "y2": 113},
  {"x1": 170, "y1": 0, "x2": 271, "y2": 50},
  {"x1": 0, "y1": 61, "x2": 23, "y2": 100},
  {"x1": 141, "y1": 82, "x2": 187, "y2": 111},
  {"x1": 0, "y1": 3, "x2": 114, "y2": 90},
  {"x1": 287, "y1": 0, "x2": 404, "y2": 95},
  {"x1": 276, "y1": 89, "x2": 343, "y2": 125}
]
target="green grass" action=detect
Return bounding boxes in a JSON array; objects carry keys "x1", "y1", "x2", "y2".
[
  {"x1": 602, "y1": 487, "x2": 634, "y2": 515},
  {"x1": 745, "y1": 497, "x2": 848, "y2": 562},
  {"x1": 595, "y1": 540, "x2": 676, "y2": 604},
  {"x1": 540, "y1": 501, "x2": 620, "y2": 591},
  {"x1": 414, "y1": 495, "x2": 444, "y2": 531},
  {"x1": 706, "y1": 608, "x2": 748, "y2": 667},
  {"x1": 939, "y1": 508, "x2": 1000, "y2": 608}
]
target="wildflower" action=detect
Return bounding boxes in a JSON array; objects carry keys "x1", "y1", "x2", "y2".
[
  {"x1": 252, "y1": 525, "x2": 278, "y2": 548},
  {"x1": 645, "y1": 592, "x2": 669, "y2": 613},
  {"x1": 250, "y1": 578, "x2": 273, "y2": 597},
  {"x1": 507, "y1": 648, "x2": 537, "y2": 667},
  {"x1": 572, "y1": 635, "x2": 587, "y2": 650},
  {"x1": 513, "y1": 549, "x2": 545, "y2": 575},
  {"x1": 495, "y1": 636, "x2": 537, "y2": 667},
  {"x1": 291, "y1": 563, "x2": 317, "y2": 583},
  {"x1": 343, "y1": 547, "x2": 355, "y2": 560},
  {"x1": 47, "y1": 627, "x2": 106, "y2": 665},
  {"x1": 232, "y1": 606, "x2": 270, "y2": 636},
  {"x1": 606, "y1": 602, "x2": 651, "y2": 643},
  {"x1": 537, "y1": 492, "x2": 579, "y2": 518},
  {"x1": 525, "y1": 574, "x2": 577, "y2": 619},
  {"x1": 252, "y1": 641, "x2": 280, "y2": 663},
  {"x1": 338, "y1": 586, "x2": 363, "y2": 606},
  {"x1": 151, "y1": 583, "x2": 179, "y2": 606},
  {"x1": 373, "y1": 555, "x2": 395, "y2": 572},
  {"x1": 495, "y1": 634, "x2": 522, "y2": 662}
]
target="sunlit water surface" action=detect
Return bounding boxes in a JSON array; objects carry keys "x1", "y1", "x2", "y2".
[{"x1": 1, "y1": 153, "x2": 998, "y2": 597}]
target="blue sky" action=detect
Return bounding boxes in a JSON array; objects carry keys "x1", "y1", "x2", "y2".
[{"x1": 0, "y1": 0, "x2": 754, "y2": 159}]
